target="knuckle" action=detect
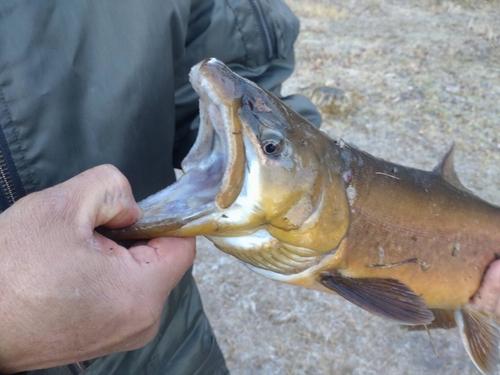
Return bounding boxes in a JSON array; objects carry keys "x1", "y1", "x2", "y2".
[
  {"x1": 91, "y1": 165, "x2": 133, "y2": 206},
  {"x1": 95, "y1": 164, "x2": 130, "y2": 189}
]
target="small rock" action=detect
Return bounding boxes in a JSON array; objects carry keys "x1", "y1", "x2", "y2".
[{"x1": 311, "y1": 86, "x2": 354, "y2": 116}]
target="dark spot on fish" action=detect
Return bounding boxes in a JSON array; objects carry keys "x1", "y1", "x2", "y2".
[
  {"x1": 421, "y1": 261, "x2": 430, "y2": 271},
  {"x1": 411, "y1": 236, "x2": 418, "y2": 242},
  {"x1": 342, "y1": 170, "x2": 353, "y2": 183},
  {"x1": 299, "y1": 139, "x2": 307, "y2": 147},
  {"x1": 391, "y1": 167, "x2": 399, "y2": 174},
  {"x1": 367, "y1": 257, "x2": 419, "y2": 268},
  {"x1": 334, "y1": 139, "x2": 347, "y2": 148},
  {"x1": 222, "y1": 214, "x2": 228, "y2": 218},
  {"x1": 232, "y1": 131, "x2": 242, "y2": 135},
  {"x1": 250, "y1": 96, "x2": 273, "y2": 112},
  {"x1": 495, "y1": 252, "x2": 500, "y2": 260}
]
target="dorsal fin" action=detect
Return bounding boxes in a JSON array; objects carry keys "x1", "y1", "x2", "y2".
[
  {"x1": 320, "y1": 273, "x2": 434, "y2": 325},
  {"x1": 455, "y1": 304, "x2": 500, "y2": 375},
  {"x1": 433, "y1": 144, "x2": 470, "y2": 192}
]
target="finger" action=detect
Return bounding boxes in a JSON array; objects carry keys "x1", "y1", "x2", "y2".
[
  {"x1": 61, "y1": 165, "x2": 142, "y2": 229},
  {"x1": 129, "y1": 237, "x2": 196, "y2": 290},
  {"x1": 472, "y1": 260, "x2": 500, "y2": 315}
]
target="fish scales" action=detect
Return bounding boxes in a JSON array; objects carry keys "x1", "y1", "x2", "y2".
[{"x1": 335, "y1": 145, "x2": 500, "y2": 309}]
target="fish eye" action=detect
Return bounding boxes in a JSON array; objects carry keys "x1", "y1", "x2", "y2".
[{"x1": 262, "y1": 140, "x2": 281, "y2": 155}]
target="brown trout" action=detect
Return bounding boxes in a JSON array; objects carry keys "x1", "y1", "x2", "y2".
[{"x1": 104, "y1": 58, "x2": 500, "y2": 374}]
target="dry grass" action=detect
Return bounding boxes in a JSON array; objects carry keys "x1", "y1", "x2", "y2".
[
  {"x1": 194, "y1": 1, "x2": 500, "y2": 374},
  {"x1": 286, "y1": 1, "x2": 349, "y2": 19}
]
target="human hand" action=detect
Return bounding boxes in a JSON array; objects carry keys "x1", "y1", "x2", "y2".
[
  {"x1": 472, "y1": 260, "x2": 500, "y2": 319},
  {"x1": 0, "y1": 165, "x2": 195, "y2": 373}
]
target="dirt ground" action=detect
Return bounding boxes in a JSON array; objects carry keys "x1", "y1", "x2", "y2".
[{"x1": 192, "y1": 1, "x2": 500, "y2": 374}]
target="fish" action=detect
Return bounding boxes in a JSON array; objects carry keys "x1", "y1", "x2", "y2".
[{"x1": 103, "y1": 58, "x2": 500, "y2": 374}]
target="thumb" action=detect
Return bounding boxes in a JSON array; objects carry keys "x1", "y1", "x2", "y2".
[
  {"x1": 128, "y1": 237, "x2": 196, "y2": 295},
  {"x1": 61, "y1": 165, "x2": 142, "y2": 229}
]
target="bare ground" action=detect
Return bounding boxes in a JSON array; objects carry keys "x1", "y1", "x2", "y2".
[{"x1": 193, "y1": 1, "x2": 500, "y2": 374}]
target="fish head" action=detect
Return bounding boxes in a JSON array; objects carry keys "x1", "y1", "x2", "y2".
[{"x1": 105, "y1": 58, "x2": 350, "y2": 262}]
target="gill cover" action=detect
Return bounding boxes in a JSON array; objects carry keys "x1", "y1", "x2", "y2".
[{"x1": 234, "y1": 71, "x2": 351, "y2": 253}]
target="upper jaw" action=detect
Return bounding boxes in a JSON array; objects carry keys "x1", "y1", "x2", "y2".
[{"x1": 190, "y1": 58, "x2": 243, "y2": 104}]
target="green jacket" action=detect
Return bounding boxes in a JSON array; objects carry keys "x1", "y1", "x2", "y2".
[{"x1": 0, "y1": 0, "x2": 320, "y2": 374}]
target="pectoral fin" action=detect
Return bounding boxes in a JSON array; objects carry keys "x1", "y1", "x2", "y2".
[
  {"x1": 455, "y1": 304, "x2": 500, "y2": 375},
  {"x1": 320, "y1": 273, "x2": 434, "y2": 325}
]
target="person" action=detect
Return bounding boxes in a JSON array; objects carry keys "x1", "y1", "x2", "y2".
[{"x1": 0, "y1": 0, "x2": 321, "y2": 374}]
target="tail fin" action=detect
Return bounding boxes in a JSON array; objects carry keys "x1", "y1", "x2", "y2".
[{"x1": 455, "y1": 304, "x2": 500, "y2": 375}]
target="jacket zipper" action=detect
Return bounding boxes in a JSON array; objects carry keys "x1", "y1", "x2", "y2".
[
  {"x1": 68, "y1": 361, "x2": 89, "y2": 374},
  {"x1": 0, "y1": 124, "x2": 25, "y2": 212},
  {"x1": 0, "y1": 151, "x2": 17, "y2": 206},
  {"x1": 248, "y1": 0, "x2": 275, "y2": 59}
]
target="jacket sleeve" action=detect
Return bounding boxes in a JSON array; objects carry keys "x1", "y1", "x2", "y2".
[{"x1": 172, "y1": 0, "x2": 321, "y2": 167}]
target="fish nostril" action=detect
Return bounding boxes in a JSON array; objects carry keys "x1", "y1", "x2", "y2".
[{"x1": 248, "y1": 100, "x2": 254, "y2": 110}]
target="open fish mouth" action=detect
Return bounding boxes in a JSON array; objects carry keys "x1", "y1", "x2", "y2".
[
  {"x1": 187, "y1": 59, "x2": 246, "y2": 210},
  {"x1": 109, "y1": 59, "x2": 247, "y2": 239}
]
